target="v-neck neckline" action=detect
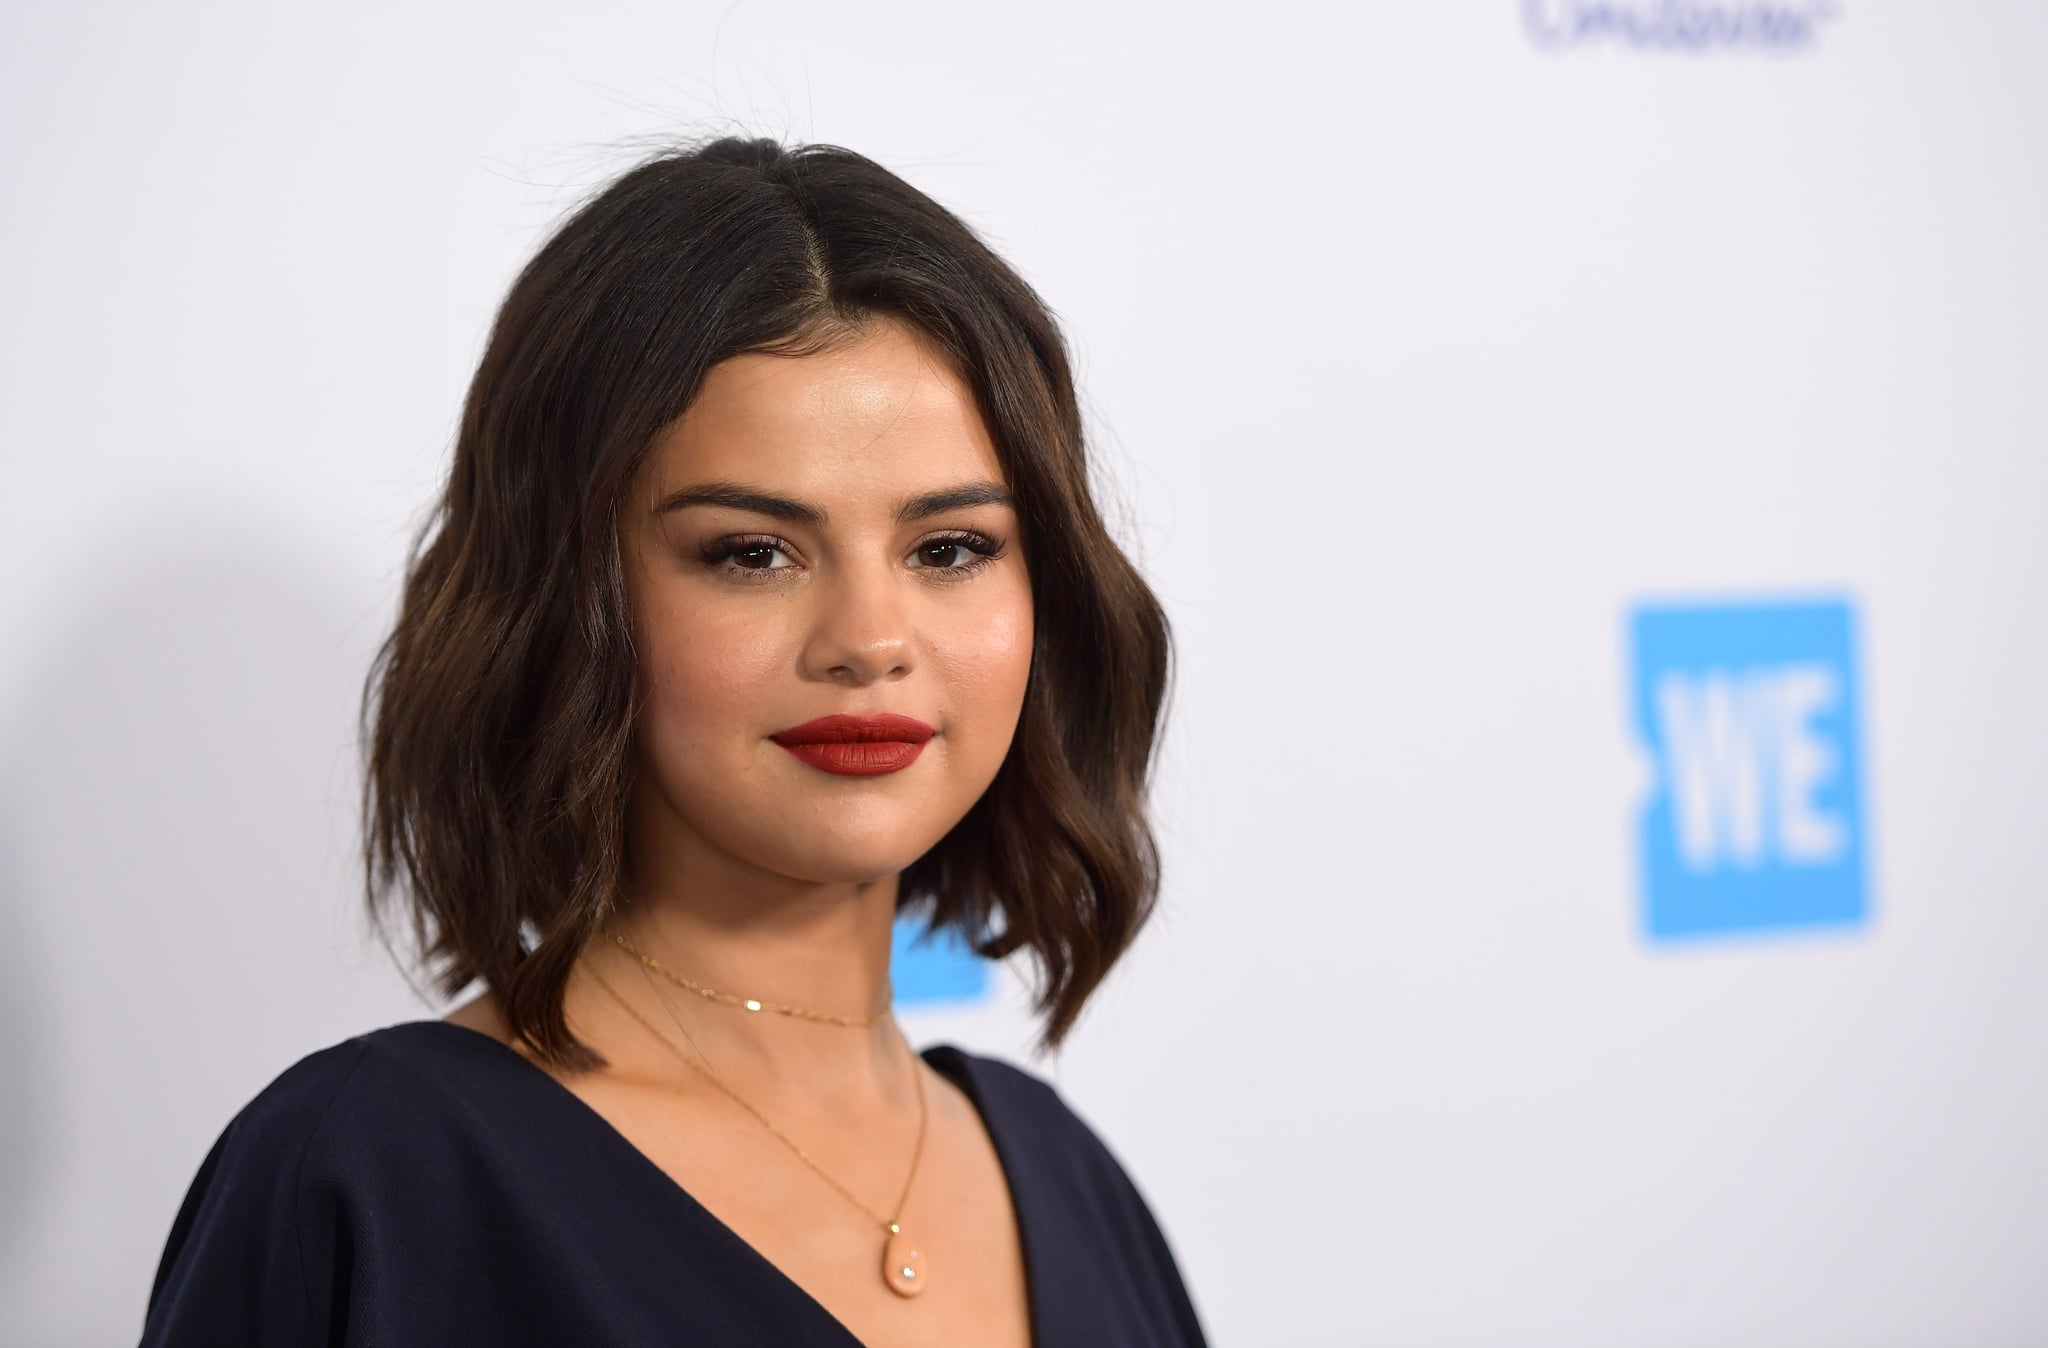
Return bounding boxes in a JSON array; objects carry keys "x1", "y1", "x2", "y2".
[{"x1": 405, "y1": 1019, "x2": 1042, "y2": 1348}]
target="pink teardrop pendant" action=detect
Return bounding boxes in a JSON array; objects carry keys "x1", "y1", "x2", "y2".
[{"x1": 882, "y1": 1225, "x2": 928, "y2": 1298}]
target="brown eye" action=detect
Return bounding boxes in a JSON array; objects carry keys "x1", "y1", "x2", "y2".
[
  {"x1": 908, "y1": 531, "x2": 1005, "y2": 577},
  {"x1": 700, "y1": 536, "x2": 797, "y2": 580}
]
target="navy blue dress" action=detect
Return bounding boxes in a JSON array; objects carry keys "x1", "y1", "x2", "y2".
[{"x1": 139, "y1": 1021, "x2": 1208, "y2": 1347}]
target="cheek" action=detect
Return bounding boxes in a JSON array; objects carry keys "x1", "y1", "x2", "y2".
[
  {"x1": 932, "y1": 582, "x2": 1035, "y2": 723},
  {"x1": 637, "y1": 595, "x2": 788, "y2": 746}
]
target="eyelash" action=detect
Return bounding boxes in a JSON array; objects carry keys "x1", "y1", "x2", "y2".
[{"x1": 698, "y1": 531, "x2": 1008, "y2": 584}]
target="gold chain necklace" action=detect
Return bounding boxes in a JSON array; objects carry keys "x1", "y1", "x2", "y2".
[
  {"x1": 610, "y1": 928, "x2": 894, "y2": 1027},
  {"x1": 585, "y1": 950, "x2": 932, "y2": 1299}
]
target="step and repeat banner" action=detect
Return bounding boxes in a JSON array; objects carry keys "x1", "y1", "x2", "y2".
[{"x1": 3, "y1": 2, "x2": 2043, "y2": 1344}]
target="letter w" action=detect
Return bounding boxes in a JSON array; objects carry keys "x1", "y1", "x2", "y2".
[{"x1": 1655, "y1": 670, "x2": 1768, "y2": 870}]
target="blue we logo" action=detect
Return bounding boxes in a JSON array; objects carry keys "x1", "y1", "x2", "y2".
[
  {"x1": 890, "y1": 914, "x2": 991, "y2": 1006},
  {"x1": 1629, "y1": 598, "x2": 1871, "y2": 940}
]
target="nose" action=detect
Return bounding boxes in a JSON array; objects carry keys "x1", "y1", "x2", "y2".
[{"x1": 800, "y1": 554, "x2": 914, "y2": 686}]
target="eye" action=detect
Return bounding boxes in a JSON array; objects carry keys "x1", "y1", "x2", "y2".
[
  {"x1": 908, "y1": 531, "x2": 1006, "y2": 578},
  {"x1": 700, "y1": 535, "x2": 797, "y2": 580}
]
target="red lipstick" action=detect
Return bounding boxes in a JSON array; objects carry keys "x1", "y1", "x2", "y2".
[{"x1": 769, "y1": 713, "x2": 936, "y2": 777}]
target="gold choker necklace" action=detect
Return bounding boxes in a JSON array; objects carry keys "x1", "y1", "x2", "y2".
[{"x1": 609, "y1": 928, "x2": 894, "y2": 1028}]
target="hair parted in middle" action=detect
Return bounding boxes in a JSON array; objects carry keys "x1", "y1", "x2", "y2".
[{"x1": 360, "y1": 134, "x2": 1174, "y2": 1072}]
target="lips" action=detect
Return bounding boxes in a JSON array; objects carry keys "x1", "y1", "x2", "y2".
[{"x1": 770, "y1": 713, "x2": 936, "y2": 777}]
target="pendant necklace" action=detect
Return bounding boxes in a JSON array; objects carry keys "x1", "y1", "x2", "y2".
[{"x1": 590, "y1": 928, "x2": 931, "y2": 1299}]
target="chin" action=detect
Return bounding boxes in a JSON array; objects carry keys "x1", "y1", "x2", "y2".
[{"x1": 747, "y1": 824, "x2": 948, "y2": 887}]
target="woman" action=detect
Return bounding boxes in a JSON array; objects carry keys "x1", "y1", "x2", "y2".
[{"x1": 139, "y1": 135, "x2": 1205, "y2": 1347}]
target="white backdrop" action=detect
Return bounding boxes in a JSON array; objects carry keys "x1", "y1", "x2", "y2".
[{"x1": 4, "y1": 2, "x2": 2046, "y2": 1345}]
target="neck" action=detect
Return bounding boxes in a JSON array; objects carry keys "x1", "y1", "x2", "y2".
[{"x1": 584, "y1": 845, "x2": 912, "y2": 1103}]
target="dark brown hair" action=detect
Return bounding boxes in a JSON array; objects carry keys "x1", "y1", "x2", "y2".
[{"x1": 360, "y1": 135, "x2": 1173, "y2": 1072}]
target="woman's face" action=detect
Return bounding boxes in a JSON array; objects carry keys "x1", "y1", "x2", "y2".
[{"x1": 618, "y1": 318, "x2": 1034, "y2": 890}]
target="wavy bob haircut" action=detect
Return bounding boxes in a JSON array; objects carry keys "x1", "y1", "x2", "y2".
[{"x1": 361, "y1": 135, "x2": 1173, "y2": 1072}]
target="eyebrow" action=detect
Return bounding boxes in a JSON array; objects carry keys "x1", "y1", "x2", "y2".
[{"x1": 652, "y1": 478, "x2": 1016, "y2": 527}]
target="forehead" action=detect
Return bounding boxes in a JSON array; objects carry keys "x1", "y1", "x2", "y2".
[{"x1": 641, "y1": 320, "x2": 1006, "y2": 502}]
